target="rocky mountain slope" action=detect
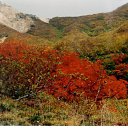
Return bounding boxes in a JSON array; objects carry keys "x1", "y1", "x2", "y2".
[
  {"x1": 0, "y1": 2, "x2": 127, "y2": 37},
  {"x1": 0, "y1": 2, "x2": 35, "y2": 33},
  {"x1": 0, "y1": 1, "x2": 50, "y2": 33},
  {"x1": 0, "y1": 1, "x2": 127, "y2": 50}
]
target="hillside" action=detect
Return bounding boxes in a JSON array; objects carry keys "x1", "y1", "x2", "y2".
[
  {"x1": 0, "y1": 2, "x2": 128, "y2": 42},
  {"x1": 48, "y1": 3, "x2": 128, "y2": 58},
  {"x1": 50, "y1": 3, "x2": 128, "y2": 36},
  {"x1": 0, "y1": 1, "x2": 55, "y2": 42},
  {"x1": 27, "y1": 3, "x2": 128, "y2": 56},
  {"x1": 0, "y1": 2, "x2": 34, "y2": 33},
  {"x1": 26, "y1": 17, "x2": 59, "y2": 40},
  {"x1": 0, "y1": 2, "x2": 128, "y2": 126}
]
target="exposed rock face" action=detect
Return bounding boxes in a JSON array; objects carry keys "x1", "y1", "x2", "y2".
[
  {"x1": 0, "y1": 2, "x2": 34, "y2": 33},
  {"x1": 0, "y1": 36, "x2": 7, "y2": 43}
]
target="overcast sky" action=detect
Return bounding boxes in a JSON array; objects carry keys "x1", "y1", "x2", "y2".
[{"x1": 1, "y1": 0, "x2": 128, "y2": 18}]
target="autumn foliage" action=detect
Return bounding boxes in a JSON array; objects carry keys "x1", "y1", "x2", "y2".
[
  {"x1": 111, "y1": 54, "x2": 128, "y2": 80},
  {"x1": 0, "y1": 40, "x2": 31, "y2": 62},
  {"x1": 0, "y1": 40, "x2": 128, "y2": 101}
]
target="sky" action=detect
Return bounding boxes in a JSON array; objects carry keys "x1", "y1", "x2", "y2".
[{"x1": 1, "y1": 0, "x2": 128, "y2": 18}]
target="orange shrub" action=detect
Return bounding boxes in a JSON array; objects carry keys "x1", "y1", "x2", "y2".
[
  {"x1": 112, "y1": 54, "x2": 128, "y2": 65},
  {"x1": 0, "y1": 40, "x2": 31, "y2": 62},
  {"x1": 47, "y1": 53, "x2": 127, "y2": 101},
  {"x1": 0, "y1": 41, "x2": 127, "y2": 101}
]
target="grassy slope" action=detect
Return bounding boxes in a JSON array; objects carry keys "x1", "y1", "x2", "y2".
[
  {"x1": 49, "y1": 3, "x2": 128, "y2": 58},
  {"x1": 50, "y1": 3, "x2": 128, "y2": 37},
  {"x1": 0, "y1": 94, "x2": 128, "y2": 126}
]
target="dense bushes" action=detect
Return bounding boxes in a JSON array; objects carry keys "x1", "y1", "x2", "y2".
[
  {"x1": 112, "y1": 54, "x2": 128, "y2": 81},
  {"x1": 0, "y1": 41, "x2": 60, "y2": 98},
  {"x1": 103, "y1": 54, "x2": 128, "y2": 81},
  {"x1": 0, "y1": 40, "x2": 128, "y2": 101},
  {"x1": 48, "y1": 53, "x2": 127, "y2": 101},
  {"x1": 0, "y1": 56, "x2": 27, "y2": 98}
]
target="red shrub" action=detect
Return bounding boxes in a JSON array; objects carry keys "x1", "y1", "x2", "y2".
[
  {"x1": 0, "y1": 42, "x2": 127, "y2": 101},
  {"x1": 112, "y1": 54, "x2": 128, "y2": 64},
  {"x1": 0, "y1": 40, "x2": 31, "y2": 62},
  {"x1": 47, "y1": 53, "x2": 127, "y2": 101},
  {"x1": 111, "y1": 53, "x2": 128, "y2": 80}
]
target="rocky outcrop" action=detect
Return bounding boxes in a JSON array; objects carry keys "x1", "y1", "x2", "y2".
[
  {"x1": 0, "y1": 36, "x2": 7, "y2": 43},
  {"x1": 0, "y1": 2, "x2": 35, "y2": 33}
]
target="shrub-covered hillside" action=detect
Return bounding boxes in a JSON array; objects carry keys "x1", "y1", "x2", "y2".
[
  {"x1": 0, "y1": 3, "x2": 128, "y2": 126},
  {"x1": 0, "y1": 40, "x2": 128, "y2": 125}
]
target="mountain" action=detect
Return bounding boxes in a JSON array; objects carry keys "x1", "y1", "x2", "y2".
[
  {"x1": 0, "y1": 2, "x2": 127, "y2": 38},
  {"x1": 0, "y1": 1, "x2": 128, "y2": 56},
  {"x1": 0, "y1": 2, "x2": 51, "y2": 33},
  {"x1": 0, "y1": 2, "x2": 35, "y2": 33},
  {"x1": 27, "y1": 3, "x2": 128, "y2": 42},
  {"x1": 50, "y1": 3, "x2": 128, "y2": 37},
  {"x1": 113, "y1": 3, "x2": 128, "y2": 18}
]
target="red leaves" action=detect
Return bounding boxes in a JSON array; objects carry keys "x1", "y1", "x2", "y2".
[
  {"x1": 114, "y1": 64, "x2": 128, "y2": 77},
  {"x1": 49, "y1": 52, "x2": 127, "y2": 101},
  {"x1": 0, "y1": 41, "x2": 127, "y2": 101},
  {"x1": 111, "y1": 53, "x2": 128, "y2": 80},
  {"x1": 0, "y1": 40, "x2": 30, "y2": 62},
  {"x1": 112, "y1": 54, "x2": 128, "y2": 64},
  {"x1": 99, "y1": 76, "x2": 127, "y2": 99}
]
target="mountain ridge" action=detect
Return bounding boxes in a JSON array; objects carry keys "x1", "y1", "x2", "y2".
[
  {"x1": 0, "y1": 2, "x2": 127, "y2": 47},
  {"x1": 0, "y1": 2, "x2": 127, "y2": 35}
]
